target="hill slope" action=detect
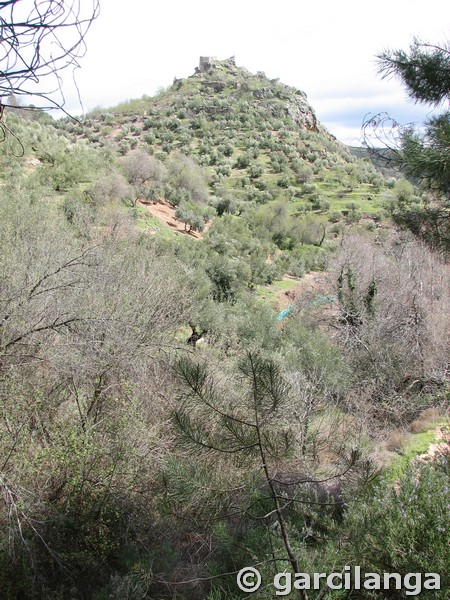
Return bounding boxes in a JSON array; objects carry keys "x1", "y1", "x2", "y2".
[{"x1": 58, "y1": 56, "x2": 387, "y2": 220}]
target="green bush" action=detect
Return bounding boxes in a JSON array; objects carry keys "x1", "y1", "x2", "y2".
[
  {"x1": 343, "y1": 464, "x2": 449, "y2": 599},
  {"x1": 248, "y1": 163, "x2": 264, "y2": 179},
  {"x1": 329, "y1": 210, "x2": 342, "y2": 222},
  {"x1": 234, "y1": 153, "x2": 251, "y2": 169},
  {"x1": 277, "y1": 174, "x2": 291, "y2": 188}
]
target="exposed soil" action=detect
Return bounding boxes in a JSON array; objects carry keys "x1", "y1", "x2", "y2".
[
  {"x1": 417, "y1": 428, "x2": 449, "y2": 463},
  {"x1": 138, "y1": 199, "x2": 209, "y2": 239},
  {"x1": 24, "y1": 156, "x2": 41, "y2": 172}
]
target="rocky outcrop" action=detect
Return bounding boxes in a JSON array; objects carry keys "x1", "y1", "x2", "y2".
[
  {"x1": 192, "y1": 56, "x2": 322, "y2": 132},
  {"x1": 285, "y1": 98, "x2": 319, "y2": 132}
]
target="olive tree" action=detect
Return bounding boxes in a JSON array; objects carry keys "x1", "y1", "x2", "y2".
[{"x1": 167, "y1": 152, "x2": 209, "y2": 204}]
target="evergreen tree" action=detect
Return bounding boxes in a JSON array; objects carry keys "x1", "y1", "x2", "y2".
[
  {"x1": 170, "y1": 352, "x2": 367, "y2": 598},
  {"x1": 377, "y1": 38, "x2": 450, "y2": 199},
  {"x1": 377, "y1": 39, "x2": 450, "y2": 106},
  {"x1": 370, "y1": 38, "x2": 450, "y2": 251}
]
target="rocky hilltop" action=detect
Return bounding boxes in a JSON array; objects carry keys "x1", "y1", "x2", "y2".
[{"x1": 189, "y1": 55, "x2": 321, "y2": 133}]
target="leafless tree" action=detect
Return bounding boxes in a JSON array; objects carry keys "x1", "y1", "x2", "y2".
[
  {"x1": 331, "y1": 233, "x2": 449, "y2": 421},
  {"x1": 361, "y1": 112, "x2": 403, "y2": 162},
  {"x1": 120, "y1": 149, "x2": 166, "y2": 203},
  {"x1": 0, "y1": 190, "x2": 196, "y2": 589},
  {"x1": 0, "y1": 0, "x2": 100, "y2": 113}
]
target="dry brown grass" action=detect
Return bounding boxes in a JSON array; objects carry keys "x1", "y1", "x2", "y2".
[
  {"x1": 385, "y1": 429, "x2": 407, "y2": 451},
  {"x1": 410, "y1": 407, "x2": 444, "y2": 433}
]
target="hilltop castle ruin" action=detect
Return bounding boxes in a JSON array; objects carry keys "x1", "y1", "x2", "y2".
[
  {"x1": 197, "y1": 56, "x2": 237, "y2": 73},
  {"x1": 198, "y1": 56, "x2": 216, "y2": 72}
]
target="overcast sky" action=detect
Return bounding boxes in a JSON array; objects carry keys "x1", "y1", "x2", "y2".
[{"x1": 64, "y1": 0, "x2": 449, "y2": 145}]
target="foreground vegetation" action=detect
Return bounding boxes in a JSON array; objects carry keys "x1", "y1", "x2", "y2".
[{"x1": 0, "y1": 56, "x2": 448, "y2": 599}]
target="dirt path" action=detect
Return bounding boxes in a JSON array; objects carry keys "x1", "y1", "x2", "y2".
[
  {"x1": 417, "y1": 427, "x2": 449, "y2": 463},
  {"x1": 139, "y1": 199, "x2": 210, "y2": 239}
]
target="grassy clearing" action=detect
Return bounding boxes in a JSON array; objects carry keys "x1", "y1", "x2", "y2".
[
  {"x1": 135, "y1": 206, "x2": 176, "y2": 239},
  {"x1": 256, "y1": 278, "x2": 299, "y2": 306},
  {"x1": 385, "y1": 417, "x2": 448, "y2": 481}
]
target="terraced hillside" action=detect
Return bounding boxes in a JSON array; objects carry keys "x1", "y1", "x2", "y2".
[{"x1": 57, "y1": 56, "x2": 391, "y2": 222}]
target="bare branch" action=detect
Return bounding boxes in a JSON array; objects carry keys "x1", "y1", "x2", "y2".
[{"x1": 0, "y1": 1, "x2": 100, "y2": 113}]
